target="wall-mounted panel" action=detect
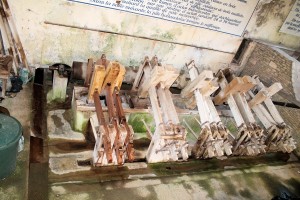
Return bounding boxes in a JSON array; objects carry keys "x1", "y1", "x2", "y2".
[{"x1": 70, "y1": 0, "x2": 259, "y2": 36}]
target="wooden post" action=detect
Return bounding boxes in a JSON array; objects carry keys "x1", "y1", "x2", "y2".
[
  {"x1": 87, "y1": 65, "x2": 106, "y2": 102},
  {"x1": 132, "y1": 57, "x2": 149, "y2": 92},
  {"x1": 84, "y1": 58, "x2": 94, "y2": 87}
]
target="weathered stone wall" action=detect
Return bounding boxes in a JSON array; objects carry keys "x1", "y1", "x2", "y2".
[{"x1": 241, "y1": 43, "x2": 300, "y2": 106}]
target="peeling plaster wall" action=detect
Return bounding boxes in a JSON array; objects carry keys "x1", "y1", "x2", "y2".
[
  {"x1": 245, "y1": 0, "x2": 300, "y2": 49},
  {"x1": 4, "y1": 0, "x2": 241, "y2": 71},
  {"x1": 4, "y1": 0, "x2": 300, "y2": 72}
]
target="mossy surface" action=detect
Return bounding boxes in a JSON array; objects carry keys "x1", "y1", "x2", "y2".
[
  {"x1": 128, "y1": 113, "x2": 155, "y2": 133},
  {"x1": 179, "y1": 114, "x2": 201, "y2": 141},
  {"x1": 74, "y1": 111, "x2": 89, "y2": 133}
]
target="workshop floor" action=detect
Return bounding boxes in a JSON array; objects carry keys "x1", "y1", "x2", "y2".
[
  {"x1": 0, "y1": 83, "x2": 300, "y2": 200},
  {"x1": 0, "y1": 84, "x2": 31, "y2": 199}
]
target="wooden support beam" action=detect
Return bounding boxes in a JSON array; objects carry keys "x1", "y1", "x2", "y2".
[
  {"x1": 205, "y1": 96, "x2": 221, "y2": 123},
  {"x1": 181, "y1": 70, "x2": 214, "y2": 98},
  {"x1": 264, "y1": 98, "x2": 285, "y2": 124},
  {"x1": 248, "y1": 83, "x2": 282, "y2": 108},
  {"x1": 157, "y1": 85, "x2": 172, "y2": 124},
  {"x1": 215, "y1": 75, "x2": 245, "y2": 127},
  {"x1": 164, "y1": 89, "x2": 180, "y2": 124},
  {"x1": 252, "y1": 105, "x2": 273, "y2": 129},
  {"x1": 214, "y1": 76, "x2": 255, "y2": 105},
  {"x1": 254, "y1": 78, "x2": 285, "y2": 124},
  {"x1": 87, "y1": 65, "x2": 106, "y2": 102},
  {"x1": 233, "y1": 93, "x2": 256, "y2": 123},
  {"x1": 159, "y1": 65, "x2": 180, "y2": 88},
  {"x1": 84, "y1": 58, "x2": 93, "y2": 87},
  {"x1": 132, "y1": 57, "x2": 149, "y2": 91},
  {"x1": 227, "y1": 94, "x2": 245, "y2": 127},
  {"x1": 102, "y1": 62, "x2": 125, "y2": 93},
  {"x1": 138, "y1": 65, "x2": 161, "y2": 98}
]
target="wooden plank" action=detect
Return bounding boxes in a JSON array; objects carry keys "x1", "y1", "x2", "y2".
[
  {"x1": 160, "y1": 65, "x2": 180, "y2": 88},
  {"x1": 84, "y1": 58, "x2": 93, "y2": 87},
  {"x1": 252, "y1": 105, "x2": 273, "y2": 129},
  {"x1": 164, "y1": 89, "x2": 180, "y2": 124},
  {"x1": 248, "y1": 83, "x2": 282, "y2": 108},
  {"x1": 253, "y1": 78, "x2": 285, "y2": 125},
  {"x1": 205, "y1": 96, "x2": 221, "y2": 123},
  {"x1": 1, "y1": 0, "x2": 29, "y2": 69},
  {"x1": 233, "y1": 93, "x2": 256, "y2": 123},
  {"x1": 200, "y1": 80, "x2": 219, "y2": 97},
  {"x1": 264, "y1": 98, "x2": 285, "y2": 124},
  {"x1": 181, "y1": 70, "x2": 214, "y2": 98},
  {"x1": 132, "y1": 57, "x2": 149, "y2": 91},
  {"x1": 227, "y1": 94, "x2": 245, "y2": 126},
  {"x1": 214, "y1": 76, "x2": 256, "y2": 105},
  {"x1": 148, "y1": 86, "x2": 163, "y2": 127},
  {"x1": 157, "y1": 86, "x2": 172, "y2": 124},
  {"x1": 186, "y1": 67, "x2": 211, "y2": 124},
  {"x1": 87, "y1": 65, "x2": 106, "y2": 102},
  {"x1": 217, "y1": 73, "x2": 246, "y2": 127},
  {"x1": 101, "y1": 62, "x2": 120, "y2": 91},
  {"x1": 138, "y1": 65, "x2": 169, "y2": 98}
]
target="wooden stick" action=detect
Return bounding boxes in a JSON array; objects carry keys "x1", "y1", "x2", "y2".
[
  {"x1": 183, "y1": 119, "x2": 198, "y2": 139},
  {"x1": 1, "y1": 0, "x2": 29, "y2": 69}
]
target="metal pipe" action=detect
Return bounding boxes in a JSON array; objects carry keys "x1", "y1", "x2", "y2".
[{"x1": 44, "y1": 21, "x2": 234, "y2": 55}]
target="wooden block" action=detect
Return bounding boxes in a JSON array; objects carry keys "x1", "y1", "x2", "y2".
[
  {"x1": 241, "y1": 76, "x2": 256, "y2": 92},
  {"x1": 160, "y1": 65, "x2": 180, "y2": 88},
  {"x1": 138, "y1": 65, "x2": 178, "y2": 98},
  {"x1": 214, "y1": 76, "x2": 256, "y2": 105},
  {"x1": 132, "y1": 57, "x2": 149, "y2": 91},
  {"x1": 200, "y1": 80, "x2": 219, "y2": 97},
  {"x1": 114, "y1": 63, "x2": 126, "y2": 90},
  {"x1": 181, "y1": 70, "x2": 214, "y2": 98},
  {"x1": 102, "y1": 62, "x2": 120, "y2": 90},
  {"x1": 248, "y1": 82, "x2": 282, "y2": 108},
  {"x1": 87, "y1": 65, "x2": 106, "y2": 101}
]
